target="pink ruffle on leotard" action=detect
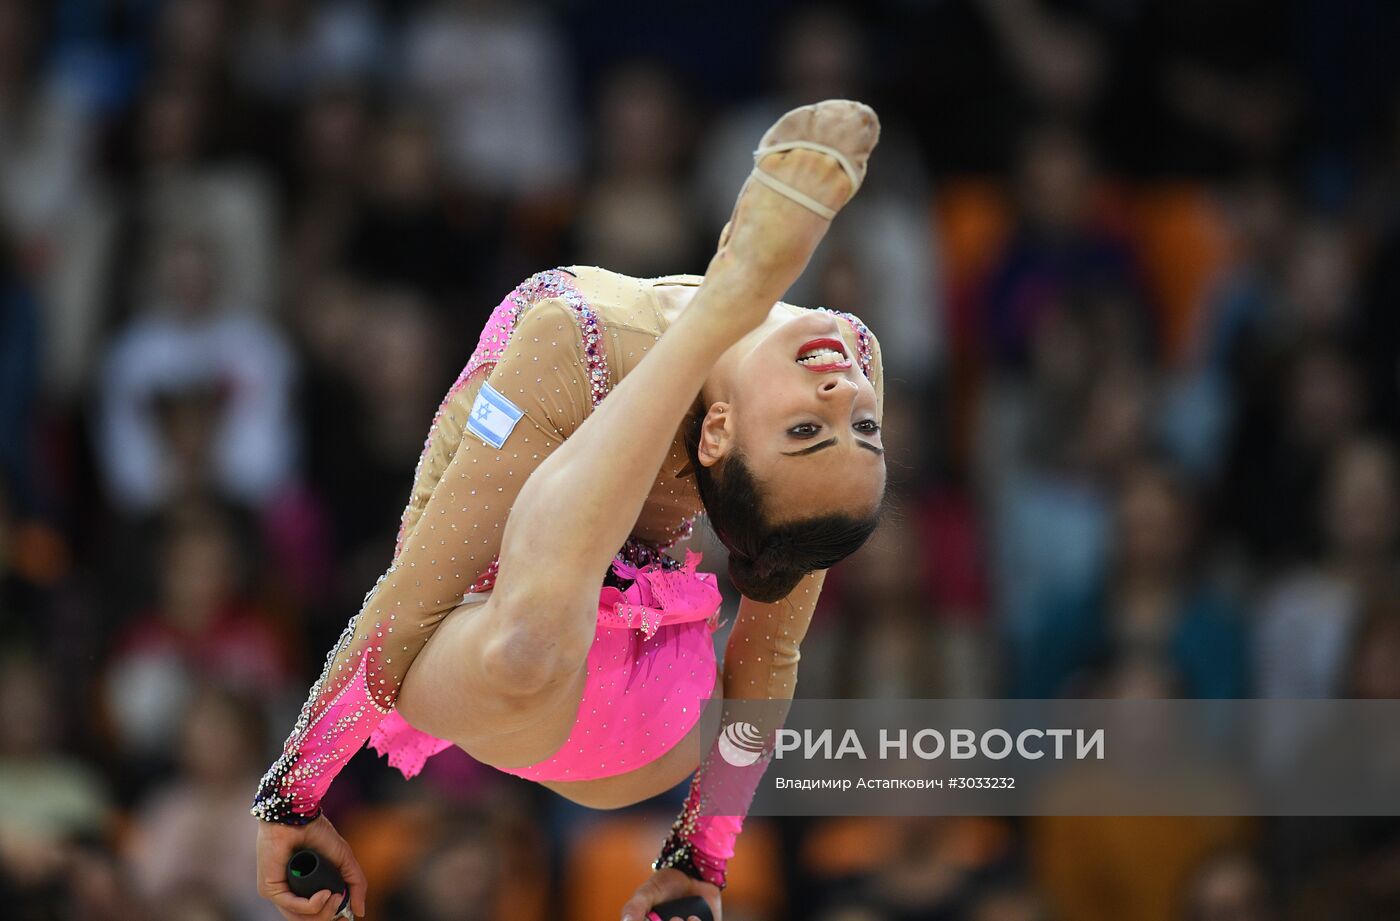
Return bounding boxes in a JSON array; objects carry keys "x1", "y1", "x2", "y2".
[
  {"x1": 369, "y1": 550, "x2": 723, "y2": 783},
  {"x1": 253, "y1": 268, "x2": 724, "y2": 825}
]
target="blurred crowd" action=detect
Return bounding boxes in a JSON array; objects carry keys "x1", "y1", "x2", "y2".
[{"x1": 3, "y1": 0, "x2": 1400, "y2": 919}]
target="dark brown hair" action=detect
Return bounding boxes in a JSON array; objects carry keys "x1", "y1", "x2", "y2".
[{"x1": 684, "y1": 404, "x2": 882, "y2": 602}]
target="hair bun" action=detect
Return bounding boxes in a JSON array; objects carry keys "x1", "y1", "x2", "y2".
[{"x1": 727, "y1": 550, "x2": 805, "y2": 604}]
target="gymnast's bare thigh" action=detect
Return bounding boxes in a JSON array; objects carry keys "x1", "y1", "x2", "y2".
[{"x1": 396, "y1": 595, "x2": 722, "y2": 809}]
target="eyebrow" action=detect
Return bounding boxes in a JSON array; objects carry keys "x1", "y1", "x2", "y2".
[{"x1": 781, "y1": 438, "x2": 884, "y2": 457}]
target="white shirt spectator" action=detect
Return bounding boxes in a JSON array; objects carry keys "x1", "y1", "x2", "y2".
[
  {"x1": 401, "y1": 1, "x2": 579, "y2": 196},
  {"x1": 98, "y1": 306, "x2": 297, "y2": 512},
  {"x1": 1254, "y1": 569, "x2": 1359, "y2": 699}
]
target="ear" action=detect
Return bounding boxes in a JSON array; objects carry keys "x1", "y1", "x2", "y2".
[{"x1": 696, "y1": 402, "x2": 734, "y2": 468}]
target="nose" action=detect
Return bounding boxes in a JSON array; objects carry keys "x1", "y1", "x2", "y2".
[{"x1": 817, "y1": 376, "x2": 859, "y2": 401}]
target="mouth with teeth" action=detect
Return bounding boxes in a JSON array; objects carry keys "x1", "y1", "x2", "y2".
[{"x1": 795, "y1": 337, "x2": 852, "y2": 372}]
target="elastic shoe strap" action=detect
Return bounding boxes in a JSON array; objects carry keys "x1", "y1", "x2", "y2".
[{"x1": 747, "y1": 139, "x2": 864, "y2": 220}]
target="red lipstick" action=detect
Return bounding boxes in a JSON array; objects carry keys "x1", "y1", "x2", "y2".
[{"x1": 795, "y1": 337, "x2": 852, "y2": 372}]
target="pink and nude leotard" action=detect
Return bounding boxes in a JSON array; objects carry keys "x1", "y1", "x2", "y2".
[{"x1": 252, "y1": 265, "x2": 881, "y2": 887}]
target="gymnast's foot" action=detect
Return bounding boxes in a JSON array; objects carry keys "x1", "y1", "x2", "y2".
[{"x1": 705, "y1": 99, "x2": 880, "y2": 323}]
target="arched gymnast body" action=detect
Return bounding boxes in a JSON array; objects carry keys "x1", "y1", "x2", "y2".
[{"x1": 253, "y1": 100, "x2": 884, "y2": 921}]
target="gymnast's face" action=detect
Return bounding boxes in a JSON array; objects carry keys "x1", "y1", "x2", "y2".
[{"x1": 697, "y1": 310, "x2": 886, "y2": 523}]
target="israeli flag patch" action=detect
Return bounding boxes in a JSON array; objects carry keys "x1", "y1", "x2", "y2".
[{"x1": 466, "y1": 381, "x2": 525, "y2": 449}]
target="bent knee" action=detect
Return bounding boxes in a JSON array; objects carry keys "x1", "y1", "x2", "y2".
[{"x1": 480, "y1": 600, "x2": 594, "y2": 699}]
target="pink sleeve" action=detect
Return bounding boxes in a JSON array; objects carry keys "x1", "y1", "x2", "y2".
[
  {"x1": 253, "y1": 275, "x2": 599, "y2": 824},
  {"x1": 652, "y1": 723, "x2": 778, "y2": 888}
]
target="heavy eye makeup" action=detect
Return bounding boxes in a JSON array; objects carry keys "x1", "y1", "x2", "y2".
[{"x1": 786, "y1": 419, "x2": 881, "y2": 439}]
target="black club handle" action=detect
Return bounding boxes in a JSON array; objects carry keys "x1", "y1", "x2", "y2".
[
  {"x1": 286, "y1": 849, "x2": 351, "y2": 916},
  {"x1": 648, "y1": 895, "x2": 714, "y2": 921}
]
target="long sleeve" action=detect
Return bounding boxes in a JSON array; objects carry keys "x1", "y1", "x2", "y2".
[
  {"x1": 655, "y1": 315, "x2": 884, "y2": 886},
  {"x1": 252, "y1": 297, "x2": 596, "y2": 824}
]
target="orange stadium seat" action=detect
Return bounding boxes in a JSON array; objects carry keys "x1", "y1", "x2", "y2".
[
  {"x1": 563, "y1": 812, "x2": 784, "y2": 921},
  {"x1": 800, "y1": 816, "x2": 1013, "y2": 879},
  {"x1": 342, "y1": 800, "x2": 549, "y2": 921},
  {"x1": 1126, "y1": 184, "x2": 1232, "y2": 366},
  {"x1": 933, "y1": 179, "x2": 1014, "y2": 305}
]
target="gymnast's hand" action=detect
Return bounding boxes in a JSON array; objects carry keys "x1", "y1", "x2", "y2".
[
  {"x1": 620, "y1": 867, "x2": 722, "y2": 921},
  {"x1": 256, "y1": 814, "x2": 367, "y2": 920}
]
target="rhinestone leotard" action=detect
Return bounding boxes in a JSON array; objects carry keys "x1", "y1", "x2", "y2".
[{"x1": 252, "y1": 265, "x2": 882, "y2": 824}]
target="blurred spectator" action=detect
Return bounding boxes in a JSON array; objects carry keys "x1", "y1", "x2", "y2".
[
  {"x1": 153, "y1": 893, "x2": 240, "y2": 921},
  {"x1": 0, "y1": 484, "x2": 13, "y2": 621},
  {"x1": 0, "y1": 657, "x2": 130, "y2": 916},
  {"x1": 1279, "y1": 218, "x2": 1360, "y2": 343},
  {"x1": 152, "y1": 0, "x2": 235, "y2": 95},
  {"x1": 48, "y1": 0, "x2": 162, "y2": 115},
  {"x1": 1030, "y1": 656, "x2": 1256, "y2": 921},
  {"x1": 343, "y1": 106, "x2": 498, "y2": 328},
  {"x1": 801, "y1": 815, "x2": 1006, "y2": 921},
  {"x1": 1279, "y1": 608, "x2": 1400, "y2": 843},
  {"x1": 1359, "y1": 99, "x2": 1400, "y2": 435},
  {"x1": 1180, "y1": 850, "x2": 1276, "y2": 921},
  {"x1": 966, "y1": 883, "x2": 1051, "y2": 921},
  {"x1": 568, "y1": 61, "x2": 707, "y2": 278},
  {"x1": 110, "y1": 75, "x2": 278, "y2": 317},
  {"x1": 980, "y1": 123, "x2": 1152, "y2": 375},
  {"x1": 1345, "y1": 600, "x2": 1400, "y2": 700},
  {"x1": 1255, "y1": 436, "x2": 1400, "y2": 699},
  {"x1": 0, "y1": 479, "x2": 65, "y2": 648},
  {"x1": 0, "y1": 0, "x2": 94, "y2": 274},
  {"x1": 281, "y1": 81, "x2": 369, "y2": 286},
  {"x1": 1032, "y1": 815, "x2": 1254, "y2": 921},
  {"x1": 0, "y1": 0, "x2": 109, "y2": 401},
  {"x1": 400, "y1": 0, "x2": 579, "y2": 199},
  {"x1": 795, "y1": 811, "x2": 1013, "y2": 918},
  {"x1": 1251, "y1": 436, "x2": 1400, "y2": 779},
  {"x1": 695, "y1": 4, "x2": 869, "y2": 232},
  {"x1": 975, "y1": 0, "x2": 1110, "y2": 120},
  {"x1": 1287, "y1": 822, "x2": 1400, "y2": 921},
  {"x1": 1016, "y1": 459, "x2": 1247, "y2": 699},
  {"x1": 888, "y1": 0, "x2": 1125, "y2": 173},
  {"x1": 126, "y1": 686, "x2": 279, "y2": 920},
  {"x1": 912, "y1": 482, "x2": 998, "y2": 697},
  {"x1": 1185, "y1": 176, "x2": 1294, "y2": 384},
  {"x1": 0, "y1": 230, "x2": 39, "y2": 510},
  {"x1": 987, "y1": 315, "x2": 1154, "y2": 655},
  {"x1": 0, "y1": 838, "x2": 149, "y2": 921},
  {"x1": 102, "y1": 503, "x2": 292, "y2": 761},
  {"x1": 300, "y1": 292, "x2": 445, "y2": 606},
  {"x1": 380, "y1": 808, "x2": 504, "y2": 921},
  {"x1": 0, "y1": 657, "x2": 112, "y2": 847},
  {"x1": 1161, "y1": 174, "x2": 1293, "y2": 481},
  {"x1": 805, "y1": 508, "x2": 947, "y2": 699},
  {"x1": 1195, "y1": 214, "x2": 1364, "y2": 565},
  {"x1": 1098, "y1": 0, "x2": 1293, "y2": 177},
  {"x1": 1221, "y1": 338, "x2": 1366, "y2": 566},
  {"x1": 1281, "y1": 643, "x2": 1400, "y2": 921},
  {"x1": 47, "y1": 72, "x2": 278, "y2": 397},
  {"x1": 96, "y1": 229, "x2": 297, "y2": 513},
  {"x1": 63, "y1": 843, "x2": 150, "y2": 921},
  {"x1": 813, "y1": 906, "x2": 886, "y2": 921},
  {"x1": 232, "y1": 0, "x2": 382, "y2": 106}
]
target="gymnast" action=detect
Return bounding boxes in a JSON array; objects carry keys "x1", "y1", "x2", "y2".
[{"x1": 253, "y1": 100, "x2": 885, "y2": 921}]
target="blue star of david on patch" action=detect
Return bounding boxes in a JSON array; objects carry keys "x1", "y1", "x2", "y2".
[{"x1": 466, "y1": 381, "x2": 525, "y2": 449}]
